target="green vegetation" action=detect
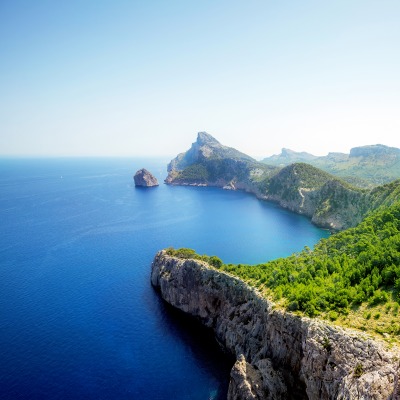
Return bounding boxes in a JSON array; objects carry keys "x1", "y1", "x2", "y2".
[
  {"x1": 222, "y1": 201, "x2": 400, "y2": 317},
  {"x1": 166, "y1": 199, "x2": 400, "y2": 341},
  {"x1": 354, "y1": 363, "x2": 364, "y2": 378},
  {"x1": 175, "y1": 163, "x2": 210, "y2": 183},
  {"x1": 174, "y1": 159, "x2": 275, "y2": 186},
  {"x1": 165, "y1": 247, "x2": 223, "y2": 269},
  {"x1": 268, "y1": 163, "x2": 340, "y2": 192},
  {"x1": 262, "y1": 144, "x2": 400, "y2": 187}
]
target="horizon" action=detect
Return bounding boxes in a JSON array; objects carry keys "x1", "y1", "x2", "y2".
[
  {"x1": 0, "y1": 135, "x2": 398, "y2": 161},
  {"x1": 1, "y1": 1, "x2": 399, "y2": 159}
]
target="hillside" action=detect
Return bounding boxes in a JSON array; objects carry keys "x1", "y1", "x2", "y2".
[
  {"x1": 220, "y1": 199, "x2": 400, "y2": 343},
  {"x1": 165, "y1": 133, "x2": 400, "y2": 230},
  {"x1": 262, "y1": 144, "x2": 400, "y2": 187}
]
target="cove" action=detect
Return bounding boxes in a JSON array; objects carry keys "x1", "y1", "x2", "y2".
[{"x1": 0, "y1": 157, "x2": 329, "y2": 399}]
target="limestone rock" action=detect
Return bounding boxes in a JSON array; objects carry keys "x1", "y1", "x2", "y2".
[
  {"x1": 228, "y1": 355, "x2": 266, "y2": 400},
  {"x1": 151, "y1": 251, "x2": 400, "y2": 400},
  {"x1": 133, "y1": 168, "x2": 159, "y2": 187}
]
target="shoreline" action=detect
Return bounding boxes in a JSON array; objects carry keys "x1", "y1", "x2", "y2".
[{"x1": 151, "y1": 250, "x2": 399, "y2": 399}]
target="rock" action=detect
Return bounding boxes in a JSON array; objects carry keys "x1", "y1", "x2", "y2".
[
  {"x1": 228, "y1": 355, "x2": 266, "y2": 400},
  {"x1": 151, "y1": 251, "x2": 400, "y2": 400},
  {"x1": 133, "y1": 168, "x2": 159, "y2": 187}
]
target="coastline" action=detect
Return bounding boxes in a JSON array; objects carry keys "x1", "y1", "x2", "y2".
[{"x1": 151, "y1": 250, "x2": 399, "y2": 400}]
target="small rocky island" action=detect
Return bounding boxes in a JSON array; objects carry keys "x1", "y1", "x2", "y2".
[{"x1": 133, "y1": 168, "x2": 159, "y2": 187}]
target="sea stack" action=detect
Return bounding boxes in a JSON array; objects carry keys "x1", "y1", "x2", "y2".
[{"x1": 133, "y1": 168, "x2": 159, "y2": 187}]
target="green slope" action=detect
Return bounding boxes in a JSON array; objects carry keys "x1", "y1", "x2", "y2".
[{"x1": 262, "y1": 144, "x2": 400, "y2": 187}]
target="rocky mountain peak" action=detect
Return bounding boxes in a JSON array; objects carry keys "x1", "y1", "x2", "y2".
[{"x1": 196, "y1": 132, "x2": 220, "y2": 146}]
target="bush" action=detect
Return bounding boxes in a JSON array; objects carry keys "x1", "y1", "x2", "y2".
[
  {"x1": 165, "y1": 248, "x2": 224, "y2": 269},
  {"x1": 288, "y1": 301, "x2": 299, "y2": 311},
  {"x1": 209, "y1": 256, "x2": 223, "y2": 269},
  {"x1": 328, "y1": 311, "x2": 339, "y2": 321},
  {"x1": 368, "y1": 290, "x2": 389, "y2": 306}
]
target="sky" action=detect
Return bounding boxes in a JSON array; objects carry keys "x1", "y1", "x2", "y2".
[{"x1": 1, "y1": 0, "x2": 399, "y2": 159}]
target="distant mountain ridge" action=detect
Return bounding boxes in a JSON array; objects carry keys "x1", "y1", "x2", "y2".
[
  {"x1": 166, "y1": 132, "x2": 400, "y2": 230},
  {"x1": 262, "y1": 144, "x2": 400, "y2": 187}
]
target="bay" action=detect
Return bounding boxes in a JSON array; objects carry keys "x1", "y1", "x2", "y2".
[{"x1": 0, "y1": 157, "x2": 329, "y2": 399}]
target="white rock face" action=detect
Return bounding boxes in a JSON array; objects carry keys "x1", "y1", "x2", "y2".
[{"x1": 151, "y1": 251, "x2": 400, "y2": 400}]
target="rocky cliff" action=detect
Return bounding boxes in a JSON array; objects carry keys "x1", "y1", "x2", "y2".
[
  {"x1": 151, "y1": 251, "x2": 399, "y2": 400},
  {"x1": 167, "y1": 132, "x2": 255, "y2": 175},
  {"x1": 165, "y1": 132, "x2": 277, "y2": 194}
]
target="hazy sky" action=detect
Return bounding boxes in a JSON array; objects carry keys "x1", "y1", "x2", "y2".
[{"x1": 1, "y1": 0, "x2": 399, "y2": 158}]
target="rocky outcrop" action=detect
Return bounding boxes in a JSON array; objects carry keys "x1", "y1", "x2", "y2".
[
  {"x1": 133, "y1": 168, "x2": 159, "y2": 187},
  {"x1": 165, "y1": 132, "x2": 276, "y2": 188},
  {"x1": 151, "y1": 251, "x2": 400, "y2": 400},
  {"x1": 166, "y1": 132, "x2": 255, "y2": 177}
]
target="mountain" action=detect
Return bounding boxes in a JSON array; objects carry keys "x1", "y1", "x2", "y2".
[
  {"x1": 167, "y1": 132, "x2": 254, "y2": 172},
  {"x1": 166, "y1": 133, "x2": 400, "y2": 230},
  {"x1": 263, "y1": 148, "x2": 317, "y2": 165},
  {"x1": 262, "y1": 144, "x2": 400, "y2": 187},
  {"x1": 165, "y1": 132, "x2": 278, "y2": 195}
]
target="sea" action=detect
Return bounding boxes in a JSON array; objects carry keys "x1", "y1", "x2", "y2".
[{"x1": 0, "y1": 157, "x2": 330, "y2": 400}]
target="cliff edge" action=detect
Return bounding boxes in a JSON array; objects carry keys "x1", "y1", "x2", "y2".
[{"x1": 151, "y1": 250, "x2": 399, "y2": 400}]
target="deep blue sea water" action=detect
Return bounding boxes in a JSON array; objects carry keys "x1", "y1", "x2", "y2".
[{"x1": 0, "y1": 158, "x2": 329, "y2": 399}]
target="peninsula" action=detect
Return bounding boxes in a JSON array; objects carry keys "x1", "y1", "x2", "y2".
[
  {"x1": 152, "y1": 132, "x2": 400, "y2": 399},
  {"x1": 165, "y1": 132, "x2": 400, "y2": 231}
]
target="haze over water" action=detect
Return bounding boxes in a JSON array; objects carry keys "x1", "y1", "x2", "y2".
[{"x1": 0, "y1": 158, "x2": 329, "y2": 399}]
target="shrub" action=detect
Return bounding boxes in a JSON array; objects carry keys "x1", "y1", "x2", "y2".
[
  {"x1": 288, "y1": 301, "x2": 299, "y2": 311},
  {"x1": 209, "y1": 256, "x2": 223, "y2": 269},
  {"x1": 354, "y1": 363, "x2": 364, "y2": 378},
  {"x1": 328, "y1": 311, "x2": 339, "y2": 321},
  {"x1": 322, "y1": 337, "x2": 332, "y2": 352},
  {"x1": 368, "y1": 290, "x2": 389, "y2": 306}
]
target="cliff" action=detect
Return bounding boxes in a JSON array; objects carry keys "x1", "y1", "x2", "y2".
[
  {"x1": 151, "y1": 251, "x2": 399, "y2": 400},
  {"x1": 167, "y1": 132, "x2": 255, "y2": 174},
  {"x1": 165, "y1": 132, "x2": 277, "y2": 196}
]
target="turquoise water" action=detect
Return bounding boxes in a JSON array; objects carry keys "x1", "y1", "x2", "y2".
[{"x1": 0, "y1": 158, "x2": 329, "y2": 399}]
